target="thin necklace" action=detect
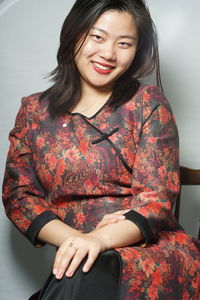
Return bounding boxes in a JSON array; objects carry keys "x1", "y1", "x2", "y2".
[{"x1": 71, "y1": 99, "x2": 108, "y2": 114}]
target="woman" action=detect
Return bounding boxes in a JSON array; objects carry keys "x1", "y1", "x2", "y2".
[{"x1": 2, "y1": 0, "x2": 200, "y2": 299}]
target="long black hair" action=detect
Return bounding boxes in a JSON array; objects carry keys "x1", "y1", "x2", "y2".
[{"x1": 40, "y1": 0, "x2": 161, "y2": 119}]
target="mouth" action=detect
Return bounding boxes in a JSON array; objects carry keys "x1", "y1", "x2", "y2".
[{"x1": 92, "y1": 61, "x2": 115, "y2": 74}]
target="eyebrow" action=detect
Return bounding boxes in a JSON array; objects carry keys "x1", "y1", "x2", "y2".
[{"x1": 91, "y1": 26, "x2": 137, "y2": 41}]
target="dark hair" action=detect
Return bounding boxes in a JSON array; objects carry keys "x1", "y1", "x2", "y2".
[{"x1": 40, "y1": 0, "x2": 161, "y2": 119}]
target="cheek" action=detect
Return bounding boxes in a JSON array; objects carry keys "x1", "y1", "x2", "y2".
[
  {"x1": 81, "y1": 41, "x2": 99, "y2": 58},
  {"x1": 119, "y1": 52, "x2": 136, "y2": 69}
]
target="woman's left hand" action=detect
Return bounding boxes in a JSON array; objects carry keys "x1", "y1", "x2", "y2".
[
  {"x1": 95, "y1": 209, "x2": 130, "y2": 230},
  {"x1": 53, "y1": 209, "x2": 131, "y2": 279},
  {"x1": 53, "y1": 233, "x2": 106, "y2": 279}
]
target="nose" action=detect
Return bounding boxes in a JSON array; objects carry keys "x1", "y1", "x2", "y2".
[{"x1": 99, "y1": 41, "x2": 116, "y2": 61}]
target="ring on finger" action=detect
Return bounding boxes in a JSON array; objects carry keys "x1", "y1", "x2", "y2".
[{"x1": 69, "y1": 242, "x2": 77, "y2": 250}]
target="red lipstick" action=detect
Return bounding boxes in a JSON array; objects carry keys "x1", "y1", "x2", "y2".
[{"x1": 92, "y1": 61, "x2": 114, "y2": 75}]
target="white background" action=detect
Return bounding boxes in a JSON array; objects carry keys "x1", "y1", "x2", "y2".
[{"x1": 0, "y1": 0, "x2": 199, "y2": 299}]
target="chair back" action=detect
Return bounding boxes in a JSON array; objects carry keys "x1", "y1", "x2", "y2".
[{"x1": 175, "y1": 166, "x2": 200, "y2": 240}]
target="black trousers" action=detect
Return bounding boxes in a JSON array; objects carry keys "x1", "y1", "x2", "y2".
[{"x1": 29, "y1": 250, "x2": 121, "y2": 300}]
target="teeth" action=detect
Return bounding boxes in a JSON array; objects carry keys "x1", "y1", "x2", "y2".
[{"x1": 94, "y1": 62, "x2": 113, "y2": 70}]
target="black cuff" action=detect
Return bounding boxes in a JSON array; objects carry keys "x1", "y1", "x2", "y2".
[
  {"x1": 123, "y1": 210, "x2": 153, "y2": 244},
  {"x1": 26, "y1": 210, "x2": 60, "y2": 247}
]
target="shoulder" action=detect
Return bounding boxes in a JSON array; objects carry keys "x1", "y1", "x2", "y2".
[
  {"x1": 135, "y1": 85, "x2": 170, "y2": 107},
  {"x1": 127, "y1": 84, "x2": 173, "y2": 114},
  {"x1": 14, "y1": 92, "x2": 50, "y2": 129},
  {"x1": 20, "y1": 92, "x2": 48, "y2": 114},
  {"x1": 122, "y1": 84, "x2": 175, "y2": 125}
]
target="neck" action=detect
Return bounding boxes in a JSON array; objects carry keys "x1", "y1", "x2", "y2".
[
  {"x1": 69, "y1": 83, "x2": 112, "y2": 116},
  {"x1": 80, "y1": 82, "x2": 112, "y2": 105}
]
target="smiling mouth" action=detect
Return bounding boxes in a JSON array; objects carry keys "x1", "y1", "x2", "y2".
[{"x1": 93, "y1": 61, "x2": 114, "y2": 71}]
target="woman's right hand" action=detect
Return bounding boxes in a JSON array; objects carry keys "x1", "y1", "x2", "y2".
[
  {"x1": 95, "y1": 209, "x2": 130, "y2": 230},
  {"x1": 52, "y1": 209, "x2": 130, "y2": 279},
  {"x1": 52, "y1": 232, "x2": 106, "y2": 280}
]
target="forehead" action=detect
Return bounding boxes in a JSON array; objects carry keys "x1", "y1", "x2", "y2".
[{"x1": 91, "y1": 10, "x2": 138, "y2": 36}]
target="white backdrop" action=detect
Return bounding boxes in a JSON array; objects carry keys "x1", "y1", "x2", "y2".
[{"x1": 0, "y1": 0, "x2": 200, "y2": 299}]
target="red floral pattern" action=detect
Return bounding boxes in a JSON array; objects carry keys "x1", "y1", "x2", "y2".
[{"x1": 2, "y1": 85, "x2": 200, "y2": 299}]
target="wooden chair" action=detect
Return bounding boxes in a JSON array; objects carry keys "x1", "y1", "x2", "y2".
[{"x1": 175, "y1": 166, "x2": 200, "y2": 240}]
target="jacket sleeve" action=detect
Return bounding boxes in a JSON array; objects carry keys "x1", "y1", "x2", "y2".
[
  {"x1": 124, "y1": 86, "x2": 180, "y2": 244},
  {"x1": 2, "y1": 97, "x2": 60, "y2": 247}
]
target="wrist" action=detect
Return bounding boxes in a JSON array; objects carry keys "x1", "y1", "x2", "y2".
[{"x1": 85, "y1": 230, "x2": 109, "y2": 252}]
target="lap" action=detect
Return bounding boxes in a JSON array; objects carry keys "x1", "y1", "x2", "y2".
[
  {"x1": 38, "y1": 250, "x2": 121, "y2": 300},
  {"x1": 116, "y1": 231, "x2": 200, "y2": 299},
  {"x1": 31, "y1": 231, "x2": 200, "y2": 300}
]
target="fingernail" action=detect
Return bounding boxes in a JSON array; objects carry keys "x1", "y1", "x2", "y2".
[
  {"x1": 119, "y1": 215, "x2": 125, "y2": 219},
  {"x1": 56, "y1": 272, "x2": 63, "y2": 279},
  {"x1": 53, "y1": 268, "x2": 57, "y2": 275},
  {"x1": 83, "y1": 266, "x2": 89, "y2": 273},
  {"x1": 66, "y1": 270, "x2": 73, "y2": 277}
]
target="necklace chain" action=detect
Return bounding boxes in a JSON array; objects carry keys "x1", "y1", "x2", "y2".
[
  {"x1": 77, "y1": 101, "x2": 101, "y2": 112},
  {"x1": 71, "y1": 99, "x2": 107, "y2": 114}
]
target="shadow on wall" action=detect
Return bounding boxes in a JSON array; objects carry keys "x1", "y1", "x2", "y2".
[
  {"x1": 179, "y1": 187, "x2": 200, "y2": 239},
  {"x1": 9, "y1": 225, "x2": 55, "y2": 290}
]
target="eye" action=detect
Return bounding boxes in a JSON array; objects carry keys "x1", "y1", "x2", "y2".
[
  {"x1": 118, "y1": 42, "x2": 132, "y2": 48},
  {"x1": 90, "y1": 34, "x2": 103, "y2": 42}
]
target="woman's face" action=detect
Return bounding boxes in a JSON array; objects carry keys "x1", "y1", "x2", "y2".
[{"x1": 75, "y1": 10, "x2": 138, "y2": 94}]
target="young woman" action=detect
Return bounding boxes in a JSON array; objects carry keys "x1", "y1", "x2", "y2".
[{"x1": 2, "y1": 0, "x2": 200, "y2": 299}]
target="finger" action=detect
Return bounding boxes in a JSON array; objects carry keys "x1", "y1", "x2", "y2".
[
  {"x1": 112, "y1": 209, "x2": 130, "y2": 215},
  {"x1": 102, "y1": 215, "x2": 126, "y2": 225},
  {"x1": 96, "y1": 218, "x2": 117, "y2": 229},
  {"x1": 96, "y1": 218, "x2": 118, "y2": 229},
  {"x1": 102, "y1": 214, "x2": 113, "y2": 220},
  {"x1": 96, "y1": 215, "x2": 127, "y2": 229},
  {"x1": 95, "y1": 210, "x2": 130, "y2": 230},
  {"x1": 103, "y1": 213, "x2": 126, "y2": 222},
  {"x1": 53, "y1": 245, "x2": 67, "y2": 274},
  {"x1": 65, "y1": 248, "x2": 87, "y2": 277},
  {"x1": 82, "y1": 249, "x2": 99, "y2": 273},
  {"x1": 53, "y1": 245, "x2": 76, "y2": 279},
  {"x1": 102, "y1": 210, "x2": 129, "y2": 220},
  {"x1": 116, "y1": 215, "x2": 126, "y2": 220}
]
